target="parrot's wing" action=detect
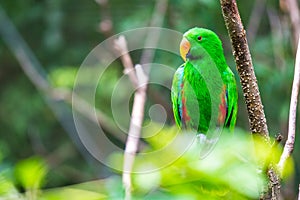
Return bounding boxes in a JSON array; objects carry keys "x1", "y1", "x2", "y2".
[
  {"x1": 171, "y1": 64, "x2": 185, "y2": 128},
  {"x1": 199, "y1": 67, "x2": 238, "y2": 159},
  {"x1": 224, "y1": 68, "x2": 238, "y2": 131}
]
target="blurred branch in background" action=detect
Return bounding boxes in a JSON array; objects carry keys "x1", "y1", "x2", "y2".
[
  {"x1": 95, "y1": 0, "x2": 114, "y2": 37},
  {"x1": 0, "y1": 4, "x2": 126, "y2": 164},
  {"x1": 247, "y1": 0, "x2": 266, "y2": 44},
  {"x1": 140, "y1": 0, "x2": 168, "y2": 67},
  {"x1": 0, "y1": 6, "x2": 50, "y2": 93},
  {"x1": 277, "y1": 34, "x2": 300, "y2": 175},
  {"x1": 96, "y1": 0, "x2": 173, "y2": 122},
  {"x1": 112, "y1": 0, "x2": 168, "y2": 198},
  {"x1": 67, "y1": 91, "x2": 126, "y2": 142},
  {"x1": 281, "y1": 0, "x2": 300, "y2": 51},
  {"x1": 267, "y1": 7, "x2": 286, "y2": 70}
]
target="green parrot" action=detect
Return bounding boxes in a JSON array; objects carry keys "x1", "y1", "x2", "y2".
[{"x1": 171, "y1": 27, "x2": 238, "y2": 156}]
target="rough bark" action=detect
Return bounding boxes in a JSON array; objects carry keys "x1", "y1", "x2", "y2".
[
  {"x1": 220, "y1": 0, "x2": 269, "y2": 138},
  {"x1": 220, "y1": 0, "x2": 280, "y2": 199}
]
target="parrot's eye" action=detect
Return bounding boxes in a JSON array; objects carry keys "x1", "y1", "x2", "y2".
[{"x1": 197, "y1": 36, "x2": 202, "y2": 41}]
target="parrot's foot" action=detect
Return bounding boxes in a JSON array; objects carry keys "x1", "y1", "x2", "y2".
[
  {"x1": 196, "y1": 133, "x2": 207, "y2": 145},
  {"x1": 196, "y1": 132, "x2": 220, "y2": 159}
]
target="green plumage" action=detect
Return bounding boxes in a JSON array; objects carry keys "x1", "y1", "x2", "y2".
[{"x1": 171, "y1": 27, "x2": 238, "y2": 136}]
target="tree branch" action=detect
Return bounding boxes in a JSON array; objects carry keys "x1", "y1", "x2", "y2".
[
  {"x1": 220, "y1": 0, "x2": 269, "y2": 137},
  {"x1": 140, "y1": 0, "x2": 168, "y2": 67},
  {"x1": 56, "y1": 89, "x2": 127, "y2": 142},
  {"x1": 122, "y1": 65, "x2": 148, "y2": 200},
  {"x1": 267, "y1": 8, "x2": 286, "y2": 70},
  {"x1": 219, "y1": 1, "x2": 281, "y2": 199},
  {"x1": 285, "y1": 0, "x2": 300, "y2": 51},
  {"x1": 277, "y1": 34, "x2": 300, "y2": 174},
  {"x1": 113, "y1": 35, "x2": 146, "y2": 200},
  {"x1": 95, "y1": 0, "x2": 114, "y2": 37},
  {"x1": 0, "y1": 5, "x2": 126, "y2": 149},
  {"x1": 114, "y1": 36, "x2": 138, "y2": 88},
  {"x1": 114, "y1": 1, "x2": 168, "y2": 199},
  {"x1": 0, "y1": 6, "x2": 50, "y2": 93},
  {"x1": 247, "y1": 0, "x2": 266, "y2": 44}
]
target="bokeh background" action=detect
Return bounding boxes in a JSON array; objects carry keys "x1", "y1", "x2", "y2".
[{"x1": 0, "y1": 0, "x2": 299, "y2": 199}]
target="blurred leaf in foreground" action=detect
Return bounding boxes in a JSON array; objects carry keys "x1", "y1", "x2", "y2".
[
  {"x1": 109, "y1": 123, "x2": 294, "y2": 199},
  {"x1": 40, "y1": 179, "x2": 110, "y2": 200},
  {"x1": 14, "y1": 156, "x2": 48, "y2": 191},
  {"x1": 0, "y1": 170, "x2": 23, "y2": 200}
]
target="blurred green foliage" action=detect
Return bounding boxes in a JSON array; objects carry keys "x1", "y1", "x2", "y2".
[
  {"x1": 0, "y1": 0, "x2": 299, "y2": 199},
  {"x1": 0, "y1": 156, "x2": 47, "y2": 199},
  {"x1": 14, "y1": 157, "x2": 47, "y2": 191},
  {"x1": 1, "y1": 128, "x2": 291, "y2": 199},
  {"x1": 108, "y1": 126, "x2": 293, "y2": 199}
]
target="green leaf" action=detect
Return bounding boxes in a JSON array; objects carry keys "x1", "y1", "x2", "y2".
[
  {"x1": 14, "y1": 156, "x2": 48, "y2": 190},
  {"x1": 41, "y1": 187, "x2": 106, "y2": 200}
]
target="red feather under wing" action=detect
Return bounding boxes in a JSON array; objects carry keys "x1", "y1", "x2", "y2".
[
  {"x1": 217, "y1": 86, "x2": 228, "y2": 126},
  {"x1": 181, "y1": 94, "x2": 191, "y2": 123}
]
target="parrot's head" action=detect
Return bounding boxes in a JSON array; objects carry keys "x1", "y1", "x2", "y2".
[{"x1": 180, "y1": 27, "x2": 224, "y2": 62}]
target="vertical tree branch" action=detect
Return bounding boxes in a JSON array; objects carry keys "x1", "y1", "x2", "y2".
[
  {"x1": 219, "y1": 1, "x2": 281, "y2": 199},
  {"x1": 247, "y1": 0, "x2": 266, "y2": 44},
  {"x1": 113, "y1": 36, "x2": 144, "y2": 200},
  {"x1": 267, "y1": 8, "x2": 286, "y2": 70},
  {"x1": 140, "y1": 0, "x2": 168, "y2": 67},
  {"x1": 122, "y1": 65, "x2": 148, "y2": 200},
  {"x1": 95, "y1": 0, "x2": 114, "y2": 37},
  {"x1": 285, "y1": 0, "x2": 300, "y2": 51},
  {"x1": 220, "y1": 0, "x2": 269, "y2": 138},
  {"x1": 277, "y1": 34, "x2": 300, "y2": 174}
]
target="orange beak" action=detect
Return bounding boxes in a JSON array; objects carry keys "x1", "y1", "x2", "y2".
[{"x1": 180, "y1": 37, "x2": 190, "y2": 61}]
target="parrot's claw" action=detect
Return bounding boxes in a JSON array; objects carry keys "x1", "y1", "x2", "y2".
[{"x1": 196, "y1": 133, "x2": 207, "y2": 145}]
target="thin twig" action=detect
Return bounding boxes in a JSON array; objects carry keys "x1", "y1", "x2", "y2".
[
  {"x1": 277, "y1": 34, "x2": 300, "y2": 174},
  {"x1": 113, "y1": 38, "x2": 148, "y2": 199},
  {"x1": 117, "y1": 0, "x2": 168, "y2": 199},
  {"x1": 114, "y1": 36, "x2": 138, "y2": 88},
  {"x1": 113, "y1": 40, "x2": 151, "y2": 198},
  {"x1": 122, "y1": 65, "x2": 148, "y2": 200}
]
